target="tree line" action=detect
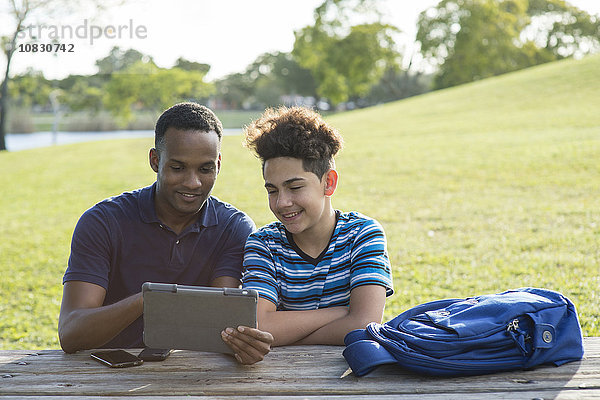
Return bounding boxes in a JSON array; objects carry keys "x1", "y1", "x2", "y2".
[{"x1": 1, "y1": 0, "x2": 599, "y2": 150}]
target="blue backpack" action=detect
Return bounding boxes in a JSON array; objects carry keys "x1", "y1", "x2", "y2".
[{"x1": 343, "y1": 287, "x2": 584, "y2": 377}]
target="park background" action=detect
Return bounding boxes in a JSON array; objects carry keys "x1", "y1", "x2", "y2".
[{"x1": 0, "y1": 0, "x2": 598, "y2": 349}]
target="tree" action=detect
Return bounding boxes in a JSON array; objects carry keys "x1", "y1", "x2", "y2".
[
  {"x1": 364, "y1": 67, "x2": 431, "y2": 106},
  {"x1": 0, "y1": 0, "x2": 125, "y2": 151},
  {"x1": 104, "y1": 60, "x2": 214, "y2": 121},
  {"x1": 292, "y1": 0, "x2": 400, "y2": 105},
  {"x1": 248, "y1": 52, "x2": 317, "y2": 99},
  {"x1": 214, "y1": 72, "x2": 254, "y2": 110},
  {"x1": 246, "y1": 52, "x2": 317, "y2": 108},
  {"x1": 416, "y1": 0, "x2": 600, "y2": 89},
  {"x1": 56, "y1": 73, "x2": 106, "y2": 113},
  {"x1": 59, "y1": 78, "x2": 104, "y2": 112},
  {"x1": 526, "y1": 0, "x2": 600, "y2": 58},
  {"x1": 174, "y1": 57, "x2": 210, "y2": 74},
  {"x1": 95, "y1": 46, "x2": 148, "y2": 76},
  {"x1": 0, "y1": 0, "x2": 38, "y2": 150},
  {"x1": 8, "y1": 68, "x2": 53, "y2": 108},
  {"x1": 213, "y1": 51, "x2": 317, "y2": 110}
]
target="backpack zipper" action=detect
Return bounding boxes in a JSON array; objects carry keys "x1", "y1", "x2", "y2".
[{"x1": 507, "y1": 319, "x2": 519, "y2": 332}]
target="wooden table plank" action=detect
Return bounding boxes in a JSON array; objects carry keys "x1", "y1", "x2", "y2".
[
  {"x1": 0, "y1": 395, "x2": 600, "y2": 400},
  {"x1": 1, "y1": 338, "x2": 598, "y2": 398}
]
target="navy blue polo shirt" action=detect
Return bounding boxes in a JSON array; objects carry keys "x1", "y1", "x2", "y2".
[{"x1": 63, "y1": 183, "x2": 255, "y2": 348}]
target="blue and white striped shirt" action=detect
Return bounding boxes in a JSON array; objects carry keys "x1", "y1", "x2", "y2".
[{"x1": 242, "y1": 211, "x2": 393, "y2": 310}]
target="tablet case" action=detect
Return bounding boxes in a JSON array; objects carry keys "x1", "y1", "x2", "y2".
[{"x1": 142, "y1": 282, "x2": 258, "y2": 354}]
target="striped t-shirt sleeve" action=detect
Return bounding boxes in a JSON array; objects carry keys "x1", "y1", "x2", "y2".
[
  {"x1": 242, "y1": 232, "x2": 279, "y2": 305},
  {"x1": 349, "y1": 218, "x2": 394, "y2": 296}
]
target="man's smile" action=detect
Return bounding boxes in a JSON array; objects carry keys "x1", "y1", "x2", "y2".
[{"x1": 177, "y1": 191, "x2": 202, "y2": 200}]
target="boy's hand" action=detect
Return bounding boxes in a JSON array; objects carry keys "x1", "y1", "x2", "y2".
[{"x1": 221, "y1": 326, "x2": 274, "y2": 365}]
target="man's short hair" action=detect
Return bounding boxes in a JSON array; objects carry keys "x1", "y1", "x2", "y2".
[
  {"x1": 244, "y1": 106, "x2": 343, "y2": 179},
  {"x1": 155, "y1": 102, "x2": 223, "y2": 150}
]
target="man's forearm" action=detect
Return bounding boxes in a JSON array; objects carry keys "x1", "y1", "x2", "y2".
[{"x1": 59, "y1": 293, "x2": 143, "y2": 353}]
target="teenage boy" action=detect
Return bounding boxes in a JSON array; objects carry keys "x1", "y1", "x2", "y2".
[
  {"x1": 59, "y1": 102, "x2": 273, "y2": 364},
  {"x1": 242, "y1": 106, "x2": 393, "y2": 346}
]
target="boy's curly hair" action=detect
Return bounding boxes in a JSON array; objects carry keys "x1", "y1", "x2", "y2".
[{"x1": 243, "y1": 106, "x2": 343, "y2": 179}]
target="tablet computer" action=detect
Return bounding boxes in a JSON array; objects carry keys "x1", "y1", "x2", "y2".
[{"x1": 142, "y1": 282, "x2": 258, "y2": 354}]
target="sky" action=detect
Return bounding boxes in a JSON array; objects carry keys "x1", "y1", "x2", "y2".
[{"x1": 2, "y1": 0, "x2": 600, "y2": 81}]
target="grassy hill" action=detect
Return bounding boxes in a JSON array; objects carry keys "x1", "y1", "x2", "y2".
[{"x1": 1, "y1": 54, "x2": 598, "y2": 349}]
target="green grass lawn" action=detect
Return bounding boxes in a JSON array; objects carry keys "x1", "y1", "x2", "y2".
[{"x1": 1, "y1": 54, "x2": 598, "y2": 349}]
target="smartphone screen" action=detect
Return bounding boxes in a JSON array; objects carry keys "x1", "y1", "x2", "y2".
[
  {"x1": 90, "y1": 350, "x2": 143, "y2": 368},
  {"x1": 137, "y1": 347, "x2": 172, "y2": 361}
]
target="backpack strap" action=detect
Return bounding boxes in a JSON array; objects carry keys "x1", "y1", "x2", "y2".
[{"x1": 342, "y1": 329, "x2": 397, "y2": 377}]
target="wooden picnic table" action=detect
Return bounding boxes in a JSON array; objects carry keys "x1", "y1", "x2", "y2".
[{"x1": 1, "y1": 338, "x2": 599, "y2": 399}]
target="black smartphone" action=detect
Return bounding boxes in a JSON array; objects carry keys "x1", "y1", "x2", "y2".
[
  {"x1": 90, "y1": 350, "x2": 143, "y2": 368},
  {"x1": 137, "y1": 347, "x2": 172, "y2": 361}
]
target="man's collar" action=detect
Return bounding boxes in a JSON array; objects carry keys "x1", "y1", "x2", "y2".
[
  {"x1": 139, "y1": 183, "x2": 159, "y2": 224},
  {"x1": 197, "y1": 196, "x2": 218, "y2": 228}
]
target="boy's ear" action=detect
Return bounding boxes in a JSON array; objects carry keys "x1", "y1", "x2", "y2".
[{"x1": 324, "y1": 169, "x2": 338, "y2": 196}]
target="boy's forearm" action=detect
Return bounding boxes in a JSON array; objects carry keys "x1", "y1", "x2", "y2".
[
  {"x1": 292, "y1": 312, "x2": 376, "y2": 345},
  {"x1": 293, "y1": 285, "x2": 387, "y2": 345},
  {"x1": 259, "y1": 306, "x2": 349, "y2": 346}
]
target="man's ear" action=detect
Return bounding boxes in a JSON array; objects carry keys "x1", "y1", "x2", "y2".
[
  {"x1": 324, "y1": 169, "x2": 338, "y2": 196},
  {"x1": 216, "y1": 153, "x2": 222, "y2": 175},
  {"x1": 149, "y1": 148, "x2": 159, "y2": 173}
]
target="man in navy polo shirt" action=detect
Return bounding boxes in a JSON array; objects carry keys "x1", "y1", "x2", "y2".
[{"x1": 58, "y1": 102, "x2": 273, "y2": 364}]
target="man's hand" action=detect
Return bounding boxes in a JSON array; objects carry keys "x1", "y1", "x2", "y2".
[{"x1": 221, "y1": 326, "x2": 274, "y2": 365}]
